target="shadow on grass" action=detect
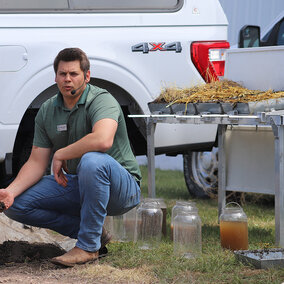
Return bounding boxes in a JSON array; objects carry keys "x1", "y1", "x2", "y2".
[
  {"x1": 202, "y1": 224, "x2": 220, "y2": 240},
  {"x1": 248, "y1": 226, "x2": 274, "y2": 243}
]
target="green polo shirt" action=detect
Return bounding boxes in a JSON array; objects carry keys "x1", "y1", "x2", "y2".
[{"x1": 33, "y1": 84, "x2": 141, "y2": 182}]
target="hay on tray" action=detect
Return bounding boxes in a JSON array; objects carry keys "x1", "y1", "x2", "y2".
[{"x1": 154, "y1": 80, "x2": 284, "y2": 105}]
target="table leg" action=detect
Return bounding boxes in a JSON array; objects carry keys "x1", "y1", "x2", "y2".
[
  {"x1": 218, "y1": 125, "x2": 227, "y2": 219},
  {"x1": 146, "y1": 118, "x2": 156, "y2": 198},
  {"x1": 274, "y1": 125, "x2": 284, "y2": 247}
]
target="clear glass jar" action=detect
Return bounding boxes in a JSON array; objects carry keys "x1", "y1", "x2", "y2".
[
  {"x1": 123, "y1": 206, "x2": 137, "y2": 241},
  {"x1": 171, "y1": 200, "x2": 197, "y2": 240},
  {"x1": 103, "y1": 216, "x2": 114, "y2": 236},
  {"x1": 134, "y1": 200, "x2": 163, "y2": 249},
  {"x1": 144, "y1": 197, "x2": 167, "y2": 237},
  {"x1": 173, "y1": 206, "x2": 202, "y2": 259},
  {"x1": 112, "y1": 215, "x2": 126, "y2": 242},
  {"x1": 219, "y1": 202, "x2": 248, "y2": 250}
]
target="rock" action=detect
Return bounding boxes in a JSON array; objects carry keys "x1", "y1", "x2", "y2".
[{"x1": 0, "y1": 214, "x2": 76, "y2": 251}]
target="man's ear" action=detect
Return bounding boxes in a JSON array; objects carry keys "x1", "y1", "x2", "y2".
[{"x1": 85, "y1": 70, "x2": 91, "y2": 83}]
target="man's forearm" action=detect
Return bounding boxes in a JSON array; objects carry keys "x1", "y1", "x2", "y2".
[
  {"x1": 7, "y1": 160, "x2": 46, "y2": 198},
  {"x1": 54, "y1": 135, "x2": 95, "y2": 162},
  {"x1": 54, "y1": 132, "x2": 112, "y2": 162}
]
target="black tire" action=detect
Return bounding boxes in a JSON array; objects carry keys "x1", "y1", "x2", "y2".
[
  {"x1": 12, "y1": 134, "x2": 33, "y2": 175},
  {"x1": 183, "y1": 148, "x2": 218, "y2": 199}
]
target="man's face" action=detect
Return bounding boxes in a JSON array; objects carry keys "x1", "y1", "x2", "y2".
[{"x1": 55, "y1": 60, "x2": 90, "y2": 97}]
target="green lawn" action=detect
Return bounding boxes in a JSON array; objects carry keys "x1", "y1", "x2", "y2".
[{"x1": 100, "y1": 166, "x2": 284, "y2": 284}]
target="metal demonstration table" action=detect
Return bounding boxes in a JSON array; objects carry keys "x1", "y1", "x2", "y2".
[{"x1": 129, "y1": 111, "x2": 284, "y2": 247}]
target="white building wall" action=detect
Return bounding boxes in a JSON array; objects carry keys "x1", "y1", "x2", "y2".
[{"x1": 219, "y1": 0, "x2": 284, "y2": 45}]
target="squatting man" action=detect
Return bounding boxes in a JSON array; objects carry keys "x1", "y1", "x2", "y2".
[{"x1": 0, "y1": 47, "x2": 141, "y2": 267}]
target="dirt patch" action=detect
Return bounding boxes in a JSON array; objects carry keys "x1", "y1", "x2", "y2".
[
  {"x1": 0, "y1": 240, "x2": 65, "y2": 265},
  {"x1": 0, "y1": 241, "x2": 156, "y2": 284},
  {"x1": 0, "y1": 216, "x2": 156, "y2": 283}
]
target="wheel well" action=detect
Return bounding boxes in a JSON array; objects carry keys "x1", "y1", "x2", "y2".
[
  {"x1": 12, "y1": 79, "x2": 146, "y2": 175},
  {"x1": 12, "y1": 108, "x2": 38, "y2": 175}
]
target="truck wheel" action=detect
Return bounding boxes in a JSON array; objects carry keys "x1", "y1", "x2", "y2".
[{"x1": 183, "y1": 147, "x2": 218, "y2": 198}]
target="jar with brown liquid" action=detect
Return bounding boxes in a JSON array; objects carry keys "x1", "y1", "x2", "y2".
[{"x1": 219, "y1": 202, "x2": 248, "y2": 251}]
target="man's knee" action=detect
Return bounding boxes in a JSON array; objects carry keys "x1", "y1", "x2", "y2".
[
  {"x1": 4, "y1": 204, "x2": 23, "y2": 223},
  {"x1": 77, "y1": 152, "x2": 111, "y2": 174}
]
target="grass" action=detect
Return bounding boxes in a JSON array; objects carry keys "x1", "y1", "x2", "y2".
[{"x1": 99, "y1": 166, "x2": 284, "y2": 283}]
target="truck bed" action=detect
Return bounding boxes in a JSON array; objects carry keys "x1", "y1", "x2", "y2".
[{"x1": 224, "y1": 46, "x2": 284, "y2": 92}]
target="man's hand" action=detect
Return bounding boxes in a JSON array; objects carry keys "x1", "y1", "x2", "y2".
[
  {"x1": 53, "y1": 152, "x2": 69, "y2": 187},
  {"x1": 0, "y1": 189, "x2": 14, "y2": 212}
]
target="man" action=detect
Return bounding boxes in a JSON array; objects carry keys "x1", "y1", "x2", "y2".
[{"x1": 0, "y1": 48, "x2": 141, "y2": 267}]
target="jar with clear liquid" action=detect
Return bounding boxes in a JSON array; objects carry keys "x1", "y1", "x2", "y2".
[
  {"x1": 112, "y1": 215, "x2": 126, "y2": 242},
  {"x1": 171, "y1": 200, "x2": 197, "y2": 240},
  {"x1": 219, "y1": 202, "x2": 248, "y2": 251},
  {"x1": 123, "y1": 206, "x2": 137, "y2": 241},
  {"x1": 135, "y1": 200, "x2": 163, "y2": 249},
  {"x1": 173, "y1": 206, "x2": 202, "y2": 259},
  {"x1": 144, "y1": 197, "x2": 167, "y2": 237},
  {"x1": 103, "y1": 216, "x2": 114, "y2": 236}
]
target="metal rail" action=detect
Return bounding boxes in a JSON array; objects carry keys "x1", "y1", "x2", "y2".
[{"x1": 129, "y1": 111, "x2": 284, "y2": 247}]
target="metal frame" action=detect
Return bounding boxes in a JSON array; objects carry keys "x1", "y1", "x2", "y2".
[{"x1": 129, "y1": 111, "x2": 284, "y2": 247}]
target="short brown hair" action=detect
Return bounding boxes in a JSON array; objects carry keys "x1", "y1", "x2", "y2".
[{"x1": 53, "y1": 48, "x2": 90, "y2": 78}]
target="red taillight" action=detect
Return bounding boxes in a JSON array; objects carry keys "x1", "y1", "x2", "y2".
[{"x1": 191, "y1": 41, "x2": 230, "y2": 83}]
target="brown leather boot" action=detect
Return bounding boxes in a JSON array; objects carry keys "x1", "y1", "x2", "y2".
[
  {"x1": 51, "y1": 247, "x2": 99, "y2": 267},
  {"x1": 101, "y1": 226, "x2": 112, "y2": 248}
]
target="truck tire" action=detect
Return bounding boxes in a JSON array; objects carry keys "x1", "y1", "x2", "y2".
[{"x1": 183, "y1": 147, "x2": 218, "y2": 198}]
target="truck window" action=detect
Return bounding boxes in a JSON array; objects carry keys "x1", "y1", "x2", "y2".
[
  {"x1": 0, "y1": 0, "x2": 68, "y2": 10},
  {"x1": 277, "y1": 20, "x2": 284, "y2": 45},
  {"x1": 0, "y1": 0, "x2": 182, "y2": 12},
  {"x1": 70, "y1": 0, "x2": 179, "y2": 10}
]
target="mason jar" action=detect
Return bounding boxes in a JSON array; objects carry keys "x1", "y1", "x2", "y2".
[
  {"x1": 112, "y1": 215, "x2": 126, "y2": 242},
  {"x1": 144, "y1": 197, "x2": 167, "y2": 237},
  {"x1": 219, "y1": 202, "x2": 248, "y2": 250},
  {"x1": 123, "y1": 206, "x2": 137, "y2": 241},
  {"x1": 134, "y1": 200, "x2": 163, "y2": 249},
  {"x1": 103, "y1": 216, "x2": 114, "y2": 236},
  {"x1": 171, "y1": 200, "x2": 197, "y2": 240},
  {"x1": 173, "y1": 206, "x2": 202, "y2": 259}
]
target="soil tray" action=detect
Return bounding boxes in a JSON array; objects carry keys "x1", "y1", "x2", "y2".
[
  {"x1": 234, "y1": 248, "x2": 284, "y2": 269},
  {"x1": 148, "y1": 97, "x2": 284, "y2": 115}
]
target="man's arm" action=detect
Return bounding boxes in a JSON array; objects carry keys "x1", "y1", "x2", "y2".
[
  {"x1": 53, "y1": 118, "x2": 118, "y2": 187},
  {"x1": 0, "y1": 146, "x2": 51, "y2": 210}
]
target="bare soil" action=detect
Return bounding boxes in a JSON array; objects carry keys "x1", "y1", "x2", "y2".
[
  {"x1": 0, "y1": 215, "x2": 155, "y2": 284},
  {"x1": 0, "y1": 241, "x2": 154, "y2": 284},
  {"x1": 0, "y1": 241, "x2": 87, "y2": 284}
]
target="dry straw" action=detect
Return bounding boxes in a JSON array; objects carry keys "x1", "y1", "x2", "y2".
[{"x1": 154, "y1": 80, "x2": 284, "y2": 105}]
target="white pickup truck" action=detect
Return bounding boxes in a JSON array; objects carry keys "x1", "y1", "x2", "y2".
[{"x1": 0, "y1": 0, "x2": 230, "y2": 191}]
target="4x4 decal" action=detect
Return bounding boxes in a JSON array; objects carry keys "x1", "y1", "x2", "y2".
[{"x1": 132, "y1": 42, "x2": 182, "y2": 53}]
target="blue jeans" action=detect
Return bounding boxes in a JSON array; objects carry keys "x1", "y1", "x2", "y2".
[{"x1": 5, "y1": 152, "x2": 141, "y2": 252}]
